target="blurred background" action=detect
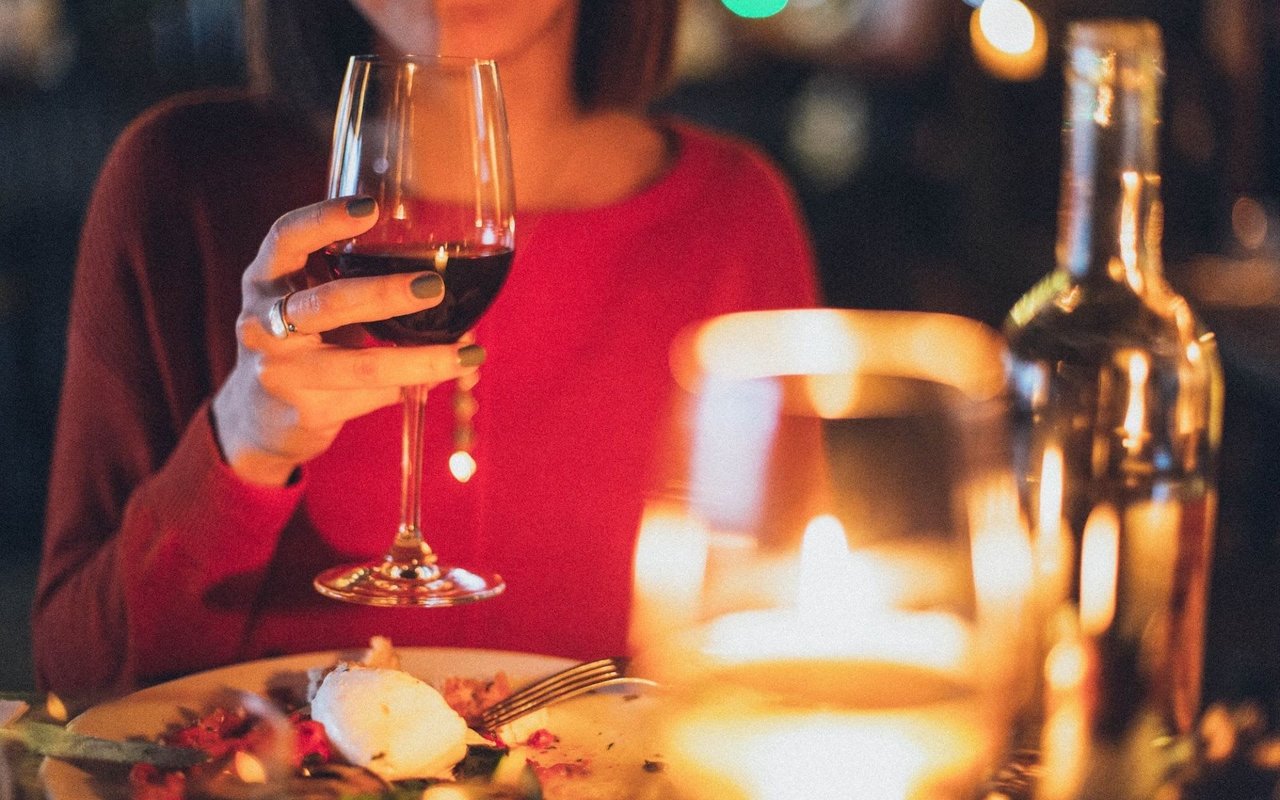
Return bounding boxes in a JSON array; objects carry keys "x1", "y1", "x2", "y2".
[{"x1": 0, "y1": 0, "x2": 1277, "y2": 707}]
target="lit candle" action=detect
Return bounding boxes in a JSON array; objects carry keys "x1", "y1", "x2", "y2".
[
  {"x1": 1035, "y1": 445, "x2": 1074, "y2": 608},
  {"x1": 656, "y1": 517, "x2": 996, "y2": 800},
  {"x1": 629, "y1": 502, "x2": 710, "y2": 660},
  {"x1": 1120, "y1": 351, "x2": 1151, "y2": 454},
  {"x1": 1079, "y1": 504, "x2": 1120, "y2": 637}
]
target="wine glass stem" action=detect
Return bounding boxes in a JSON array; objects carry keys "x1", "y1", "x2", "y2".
[{"x1": 393, "y1": 383, "x2": 437, "y2": 566}]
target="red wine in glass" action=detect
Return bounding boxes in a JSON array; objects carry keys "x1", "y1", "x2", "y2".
[
  {"x1": 325, "y1": 242, "x2": 514, "y2": 344},
  {"x1": 313, "y1": 54, "x2": 514, "y2": 607}
]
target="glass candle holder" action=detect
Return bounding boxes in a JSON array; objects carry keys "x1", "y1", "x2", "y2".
[{"x1": 630, "y1": 309, "x2": 1035, "y2": 800}]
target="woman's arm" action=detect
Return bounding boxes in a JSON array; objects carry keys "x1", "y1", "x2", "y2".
[
  {"x1": 32, "y1": 113, "x2": 310, "y2": 692},
  {"x1": 34, "y1": 105, "x2": 481, "y2": 695}
]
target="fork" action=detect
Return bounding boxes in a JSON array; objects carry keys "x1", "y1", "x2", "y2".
[{"x1": 479, "y1": 656, "x2": 657, "y2": 733}]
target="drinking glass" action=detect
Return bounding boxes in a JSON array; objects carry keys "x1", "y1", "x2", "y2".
[
  {"x1": 630, "y1": 309, "x2": 1037, "y2": 799},
  {"x1": 313, "y1": 55, "x2": 515, "y2": 606}
]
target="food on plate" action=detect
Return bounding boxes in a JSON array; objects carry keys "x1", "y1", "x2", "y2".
[
  {"x1": 310, "y1": 662, "x2": 468, "y2": 781},
  {"x1": 361, "y1": 635, "x2": 402, "y2": 670},
  {"x1": 127, "y1": 705, "x2": 329, "y2": 800},
  {"x1": 441, "y1": 672, "x2": 513, "y2": 729},
  {"x1": 110, "y1": 639, "x2": 664, "y2": 799}
]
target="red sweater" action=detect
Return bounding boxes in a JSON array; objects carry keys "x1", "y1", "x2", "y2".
[{"x1": 34, "y1": 90, "x2": 818, "y2": 694}]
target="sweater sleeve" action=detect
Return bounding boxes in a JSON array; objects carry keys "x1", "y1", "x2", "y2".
[{"x1": 33, "y1": 104, "x2": 304, "y2": 695}]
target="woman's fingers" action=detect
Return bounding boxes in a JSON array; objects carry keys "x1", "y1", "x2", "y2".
[
  {"x1": 265, "y1": 269, "x2": 447, "y2": 338},
  {"x1": 290, "y1": 387, "x2": 411, "y2": 431},
  {"x1": 252, "y1": 196, "x2": 379, "y2": 281},
  {"x1": 260, "y1": 342, "x2": 486, "y2": 393},
  {"x1": 212, "y1": 338, "x2": 483, "y2": 485},
  {"x1": 216, "y1": 194, "x2": 492, "y2": 486}
]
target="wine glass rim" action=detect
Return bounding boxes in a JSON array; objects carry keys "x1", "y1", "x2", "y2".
[{"x1": 347, "y1": 53, "x2": 498, "y2": 69}]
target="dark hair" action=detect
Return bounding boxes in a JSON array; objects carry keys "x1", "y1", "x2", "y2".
[{"x1": 243, "y1": 0, "x2": 678, "y2": 118}]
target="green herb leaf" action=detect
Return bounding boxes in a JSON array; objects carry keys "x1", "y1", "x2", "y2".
[{"x1": 0, "y1": 721, "x2": 207, "y2": 769}]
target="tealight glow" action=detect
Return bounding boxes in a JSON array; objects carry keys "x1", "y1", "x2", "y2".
[{"x1": 659, "y1": 517, "x2": 993, "y2": 799}]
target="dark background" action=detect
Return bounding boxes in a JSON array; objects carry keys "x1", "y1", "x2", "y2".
[{"x1": 1, "y1": 0, "x2": 1277, "y2": 714}]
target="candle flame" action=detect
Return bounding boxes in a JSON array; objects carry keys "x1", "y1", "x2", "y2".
[
  {"x1": 796, "y1": 515, "x2": 904, "y2": 621},
  {"x1": 1079, "y1": 504, "x2": 1120, "y2": 636},
  {"x1": 1121, "y1": 350, "x2": 1150, "y2": 454},
  {"x1": 796, "y1": 515, "x2": 859, "y2": 622},
  {"x1": 700, "y1": 517, "x2": 970, "y2": 671}
]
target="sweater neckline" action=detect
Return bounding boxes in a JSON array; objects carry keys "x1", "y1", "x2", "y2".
[{"x1": 516, "y1": 120, "x2": 711, "y2": 223}]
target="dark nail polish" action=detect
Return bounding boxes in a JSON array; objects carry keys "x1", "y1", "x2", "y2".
[
  {"x1": 346, "y1": 196, "x2": 376, "y2": 217},
  {"x1": 411, "y1": 272, "x2": 445, "y2": 299},
  {"x1": 457, "y1": 344, "x2": 486, "y2": 368}
]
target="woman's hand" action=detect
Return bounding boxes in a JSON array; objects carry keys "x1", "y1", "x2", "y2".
[{"x1": 210, "y1": 196, "x2": 483, "y2": 487}]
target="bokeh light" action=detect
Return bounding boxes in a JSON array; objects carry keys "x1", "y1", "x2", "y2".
[
  {"x1": 722, "y1": 0, "x2": 789, "y2": 19},
  {"x1": 969, "y1": 0, "x2": 1047, "y2": 82},
  {"x1": 1232, "y1": 195, "x2": 1269, "y2": 251},
  {"x1": 979, "y1": 0, "x2": 1035, "y2": 56},
  {"x1": 786, "y1": 74, "x2": 870, "y2": 191},
  {"x1": 449, "y1": 451, "x2": 477, "y2": 483}
]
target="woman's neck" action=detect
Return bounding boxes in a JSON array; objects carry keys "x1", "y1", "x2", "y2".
[
  {"x1": 373, "y1": 18, "x2": 668, "y2": 212},
  {"x1": 500, "y1": 47, "x2": 672, "y2": 212},
  {"x1": 491, "y1": 24, "x2": 598, "y2": 210}
]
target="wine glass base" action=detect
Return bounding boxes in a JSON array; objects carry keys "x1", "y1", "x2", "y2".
[{"x1": 314, "y1": 561, "x2": 505, "y2": 607}]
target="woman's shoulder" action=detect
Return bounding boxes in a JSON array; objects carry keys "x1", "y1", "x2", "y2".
[
  {"x1": 665, "y1": 118, "x2": 791, "y2": 187},
  {"x1": 128, "y1": 87, "x2": 265, "y2": 129},
  {"x1": 113, "y1": 89, "x2": 261, "y2": 153},
  {"x1": 654, "y1": 118, "x2": 803, "y2": 223},
  {"x1": 651, "y1": 119, "x2": 805, "y2": 235},
  {"x1": 103, "y1": 88, "x2": 308, "y2": 187}
]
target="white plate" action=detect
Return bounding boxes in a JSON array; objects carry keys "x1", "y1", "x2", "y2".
[{"x1": 40, "y1": 647, "x2": 667, "y2": 800}]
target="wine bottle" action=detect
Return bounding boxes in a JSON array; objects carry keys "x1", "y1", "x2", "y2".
[{"x1": 1004, "y1": 19, "x2": 1224, "y2": 800}]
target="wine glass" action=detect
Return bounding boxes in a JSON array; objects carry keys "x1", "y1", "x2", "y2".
[{"x1": 312, "y1": 54, "x2": 515, "y2": 606}]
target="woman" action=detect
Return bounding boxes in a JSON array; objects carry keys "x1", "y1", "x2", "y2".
[{"x1": 34, "y1": 0, "x2": 819, "y2": 695}]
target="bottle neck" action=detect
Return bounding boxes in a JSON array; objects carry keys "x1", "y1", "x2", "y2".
[{"x1": 1056, "y1": 20, "x2": 1165, "y2": 289}]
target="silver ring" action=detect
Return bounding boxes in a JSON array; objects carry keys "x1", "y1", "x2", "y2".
[{"x1": 267, "y1": 292, "x2": 298, "y2": 340}]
